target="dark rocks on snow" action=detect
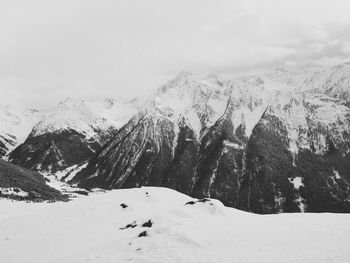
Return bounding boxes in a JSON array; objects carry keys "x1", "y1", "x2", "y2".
[
  {"x1": 138, "y1": 231, "x2": 148, "y2": 238},
  {"x1": 120, "y1": 203, "x2": 128, "y2": 209},
  {"x1": 185, "y1": 199, "x2": 214, "y2": 206},
  {"x1": 141, "y1": 220, "x2": 153, "y2": 228},
  {"x1": 119, "y1": 221, "x2": 137, "y2": 230},
  {"x1": 197, "y1": 198, "x2": 211, "y2": 203}
]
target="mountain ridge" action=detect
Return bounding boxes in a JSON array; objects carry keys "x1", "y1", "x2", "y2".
[
  {"x1": 70, "y1": 62, "x2": 350, "y2": 213},
  {"x1": 7, "y1": 97, "x2": 140, "y2": 174},
  {"x1": 3, "y1": 62, "x2": 350, "y2": 212}
]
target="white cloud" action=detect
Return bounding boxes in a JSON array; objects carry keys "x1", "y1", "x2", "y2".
[{"x1": 0, "y1": 0, "x2": 350, "y2": 108}]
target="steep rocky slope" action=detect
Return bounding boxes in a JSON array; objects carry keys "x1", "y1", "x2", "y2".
[
  {"x1": 0, "y1": 159, "x2": 65, "y2": 201},
  {"x1": 71, "y1": 64, "x2": 350, "y2": 213},
  {"x1": 9, "y1": 98, "x2": 139, "y2": 175}
]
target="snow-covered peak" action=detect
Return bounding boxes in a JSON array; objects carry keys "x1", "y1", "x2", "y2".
[
  {"x1": 299, "y1": 62, "x2": 350, "y2": 101},
  {"x1": 139, "y1": 62, "x2": 350, "y2": 143},
  {"x1": 0, "y1": 103, "x2": 40, "y2": 138},
  {"x1": 156, "y1": 71, "x2": 225, "y2": 96},
  {"x1": 0, "y1": 102, "x2": 42, "y2": 155},
  {"x1": 143, "y1": 71, "x2": 285, "y2": 138},
  {"x1": 31, "y1": 97, "x2": 139, "y2": 138},
  {"x1": 143, "y1": 72, "x2": 231, "y2": 137}
]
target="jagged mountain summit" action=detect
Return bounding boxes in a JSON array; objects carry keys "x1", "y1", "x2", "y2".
[
  {"x1": 72, "y1": 62, "x2": 350, "y2": 213},
  {"x1": 31, "y1": 97, "x2": 139, "y2": 139},
  {"x1": 9, "y1": 97, "x2": 139, "y2": 175},
  {"x1": 0, "y1": 102, "x2": 41, "y2": 159},
  {"x1": 300, "y1": 62, "x2": 350, "y2": 102}
]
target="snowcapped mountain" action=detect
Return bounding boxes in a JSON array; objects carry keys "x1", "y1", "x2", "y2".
[
  {"x1": 300, "y1": 62, "x2": 350, "y2": 101},
  {"x1": 0, "y1": 102, "x2": 41, "y2": 158},
  {"x1": 1, "y1": 187, "x2": 350, "y2": 263},
  {"x1": 72, "y1": 62, "x2": 350, "y2": 213},
  {"x1": 9, "y1": 97, "x2": 139, "y2": 174},
  {"x1": 31, "y1": 97, "x2": 138, "y2": 140}
]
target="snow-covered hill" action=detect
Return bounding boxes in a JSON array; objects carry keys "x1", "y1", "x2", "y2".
[
  {"x1": 0, "y1": 187, "x2": 349, "y2": 263},
  {"x1": 0, "y1": 102, "x2": 41, "y2": 158}
]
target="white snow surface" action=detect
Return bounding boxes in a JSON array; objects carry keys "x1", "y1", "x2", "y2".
[
  {"x1": 0, "y1": 187, "x2": 29, "y2": 197},
  {"x1": 288, "y1": 177, "x2": 304, "y2": 190},
  {"x1": 40, "y1": 165, "x2": 91, "y2": 199},
  {"x1": 0, "y1": 187, "x2": 349, "y2": 263}
]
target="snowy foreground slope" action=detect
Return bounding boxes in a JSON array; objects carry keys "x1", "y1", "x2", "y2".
[{"x1": 1, "y1": 187, "x2": 350, "y2": 263}]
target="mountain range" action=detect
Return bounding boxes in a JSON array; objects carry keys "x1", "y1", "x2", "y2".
[{"x1": 1, "y1": 62, "x2": 350, "y2": 212}]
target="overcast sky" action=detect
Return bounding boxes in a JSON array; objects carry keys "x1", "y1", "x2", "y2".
[{"x1": 1, "y1": 0, "x2": 350, "y2": 108}]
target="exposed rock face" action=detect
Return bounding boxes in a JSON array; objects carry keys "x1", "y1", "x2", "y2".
[
  {"x1": 9, "y1": 129, "x2": 106, "y2": 173},
  {"x1": 72, "y1": 65, "x2": 350, "y2": 213},
  {"x1": 0, "y1": 134, "x2": 16, "y2": 158},
  {"x1": 240, "y1": 99, "x2": 350, "y2": 213},
  {"x1": 0, "y1": 159, "x2": 65, "y2": 201}
]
